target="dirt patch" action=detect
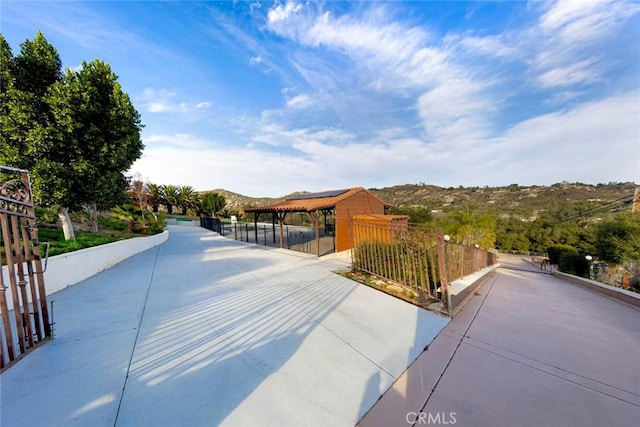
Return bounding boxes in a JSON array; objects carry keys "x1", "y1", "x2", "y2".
[{"x1": 337, "y1": 269, "x2": 440, "y2": 311}]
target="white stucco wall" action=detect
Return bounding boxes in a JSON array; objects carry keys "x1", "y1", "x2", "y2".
[{"x1": 2, "y1": 230, "x2": 168, "y2": 310}]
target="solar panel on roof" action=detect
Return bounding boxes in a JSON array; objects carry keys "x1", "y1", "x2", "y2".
[{"x1": 287, "y1": 189, "x2": 349, "y2": 200}]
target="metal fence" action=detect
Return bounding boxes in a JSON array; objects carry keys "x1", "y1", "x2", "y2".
[
  {"x1": 445, "y1": 244, "x2": 498, "y2": 281},
  {"x1": 350, "y1": 219, "x2": 497, "y2": 303},
  {"x1": 200, "y1": 217, "x2": 221, "y2": 233},
  {"x1": 219, "y1": 223, "x2": 335, "y2": 256}
]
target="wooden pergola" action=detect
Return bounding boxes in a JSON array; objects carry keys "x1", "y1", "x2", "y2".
[{"x1": 244, "y1": 187, "x2": 391, "y2": 256}]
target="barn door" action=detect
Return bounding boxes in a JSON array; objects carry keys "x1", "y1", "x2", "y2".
[{"x1": 0, "y1": 166, "x2": 51, "y2": 371}]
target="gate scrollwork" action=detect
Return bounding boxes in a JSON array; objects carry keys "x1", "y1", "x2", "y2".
[{"x1": 1, "y1": 166, "x2": 50, "y2": 371}]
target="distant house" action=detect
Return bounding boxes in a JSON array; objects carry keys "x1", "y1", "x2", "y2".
[{"x1": 244, "y1": 187, "x2": 396, "y2": 254}]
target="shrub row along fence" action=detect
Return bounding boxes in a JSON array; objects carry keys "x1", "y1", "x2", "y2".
[{"x1": 349, "y1": 218, "x2": 497, "y2": 306}]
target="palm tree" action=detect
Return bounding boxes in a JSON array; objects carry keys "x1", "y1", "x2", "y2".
[
  {"x1": 147, "y1": 183, "x2": 163, "y2": 213},
  {"x1": 110, "y1": 204, "x2": 142, "y2": 233},
  {"x1": 162, "y1": 185, "x2": 180, "y2": 215},
  {"x1": 178, "y1": 185, "x2": 200, "y2": 215}
]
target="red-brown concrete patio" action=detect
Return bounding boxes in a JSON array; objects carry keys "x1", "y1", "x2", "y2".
[{"x1": 358, "y1": 265, "x2": 640, "y2": 427}]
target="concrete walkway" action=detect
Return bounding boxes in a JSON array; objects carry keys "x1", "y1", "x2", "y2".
[
  {"x1": 358, "y1": 266, "x2": 640, "y2": 426},
  {"x1": 1, "y1": 226, "x2": 448, "y2": 426}
]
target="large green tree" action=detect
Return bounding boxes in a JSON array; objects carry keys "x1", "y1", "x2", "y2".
[
  {"x1": 595, "y1": 214, "x2": 640, "y2": 263},
  {"x1": 200, "y1": 192, "x2": 226, "y2": 217},
  {"x1": 1, "y1": 33, "x2": 143, "y2": 240},
  {"x1": 440, "y1": 204, "x2": 496, "y2": 249},
  {"x1": 1, "y1": 32, "x2": 61, "y2": 169}
]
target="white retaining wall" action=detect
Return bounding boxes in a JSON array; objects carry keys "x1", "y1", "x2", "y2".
[
  {"x1": 552, "y1": 271, "x2": 640, "y2": 308},
  {"x1": 2, "y1": 230, "x2": 168, "y2": 310}
]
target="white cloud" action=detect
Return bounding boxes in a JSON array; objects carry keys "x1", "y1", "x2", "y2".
[
  {"x1": 456, "y1": 35, "x2": 517, "y2": 59},
  {"x1": 285, "y1": 94, "x2": 314, "y2": 110},
  {"x1": 265, "y1": 1, "x2": 494, "y2": 140},
  {"x1": 480, "y1": 91, "x2": 640, "y2": 184},
  {"x1": 249, "y1": 56, "x2": 263, "y2": 65},
  {"x1": 144, "y1": 133, "x2": 211, "y2": 150},
  {"x1": 531, "y1": 0, "x2": 640, "y2": 88},
  {"x1": 540, "y1": 0, "x2": 640, "y2": 42},
  {"x1": 131, "y1": 91, "x2": 639, "y2": 196},
  {"x1": 267, "y1": 1, "x2": 302, "y2": 26},
  {"x1": 417, "y1": 78, "x2": 494, "y2": 140},
  {"x1": 139, "y1": 88, "x2": 211, "y2": 114},
  {"x1": 147, "y1": 102, "x2": 172, "y2": 113},
  {"x1": 68, "y1": 63, "x2": 84, "y2": 72},
  {"x1": 130, "y1": 142, "x2": 321, "y2": 196},
  {"x1": 540, "y1": 0, "x2": 605, "y2": 32},
  {"x1": 252, "y1": 124, "x2": 354, "y2": 147},
  {"x1": 537, "y1": 59, "x2": 604, "y2": 88}
]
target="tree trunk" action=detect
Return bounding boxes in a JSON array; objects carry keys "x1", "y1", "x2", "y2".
[
  {"x1": 57, "y1": 206, "x2": 76, "y2": 241},
  {"x1": 91, "y1": 203, "x2": 99, "y2": 233}
]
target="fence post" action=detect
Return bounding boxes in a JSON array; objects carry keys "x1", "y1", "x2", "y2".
[{"x1": 436, "y1": 229, "x2": 449, "y2": 312}]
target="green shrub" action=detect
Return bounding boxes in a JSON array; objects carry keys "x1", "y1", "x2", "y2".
[
  {"x1": 559, "y1": 252, "x2": 589, "y2": 277},
  {"x1": 547, "y1": 244, "x2": 578, "y2": 265},
  {"x1": 594, "y1": 214, "x2": 640, "y2": 263},
  {"x1": 98, "y1": 215, "x2": 128, "y2": 231},
  {"x1": 144, "y1": 212, "x2": 166, "y2": 235},
  {"x1": 548, "y1": 244, "x2": 590, "y2": 277},
  {"x1": 35, "y1": 206, "x2": 58, "y2": 225}
]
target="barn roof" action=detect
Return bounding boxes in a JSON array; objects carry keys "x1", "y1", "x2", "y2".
[{"x1": 244, "y1": 187, "x2": 391, "y2": 213}]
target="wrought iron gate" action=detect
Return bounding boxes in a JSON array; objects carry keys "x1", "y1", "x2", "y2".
[{"x1": 0, "y1": 166, "x2": 51, "y2": 371}]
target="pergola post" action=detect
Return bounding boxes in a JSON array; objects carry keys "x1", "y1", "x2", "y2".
[
  {"x1": 272, "y1": 213, "x2": 277, "y2": 244},
  {"x1": 277, "y1": 212, "x2": 286, "y2": 249},
  {"x1": 254, "y1": 213, "x2": 259, "y2": 244}
]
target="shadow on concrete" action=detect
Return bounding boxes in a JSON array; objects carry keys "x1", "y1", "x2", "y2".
[{"x1": 1, "y1": 226, "x2": 451, "y2": 426}]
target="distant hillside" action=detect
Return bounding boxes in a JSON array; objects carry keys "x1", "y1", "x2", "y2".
[
  {"x1": 201, "y1": 189, "x2": 302, "y2": 212},
  {"x1": 205, "y1": 182, "x2": 637, "y2": 220},
  {"x1": 369, "y1": 182, "x2": 637, "y2": 220}
]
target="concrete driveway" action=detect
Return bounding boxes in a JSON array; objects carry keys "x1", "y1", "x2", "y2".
[{"x1": 1, "y1": 226, "x2": 449, "y2": 426}]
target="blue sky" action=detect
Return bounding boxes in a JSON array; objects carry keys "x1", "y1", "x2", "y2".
[{"x1": 2, "y1": 0, "x2": 639, "y2": 197}]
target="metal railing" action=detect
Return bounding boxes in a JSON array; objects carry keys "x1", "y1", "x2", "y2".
[
  {"x1": 350, "y1": 219, "x2": 497, "y2": 304},
  {"x1": 445, "y1": 244, "x2": 498, "y2": 281},
  {"x1": 350, "y1": 221, "x2": 445, "y2": 300}
]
